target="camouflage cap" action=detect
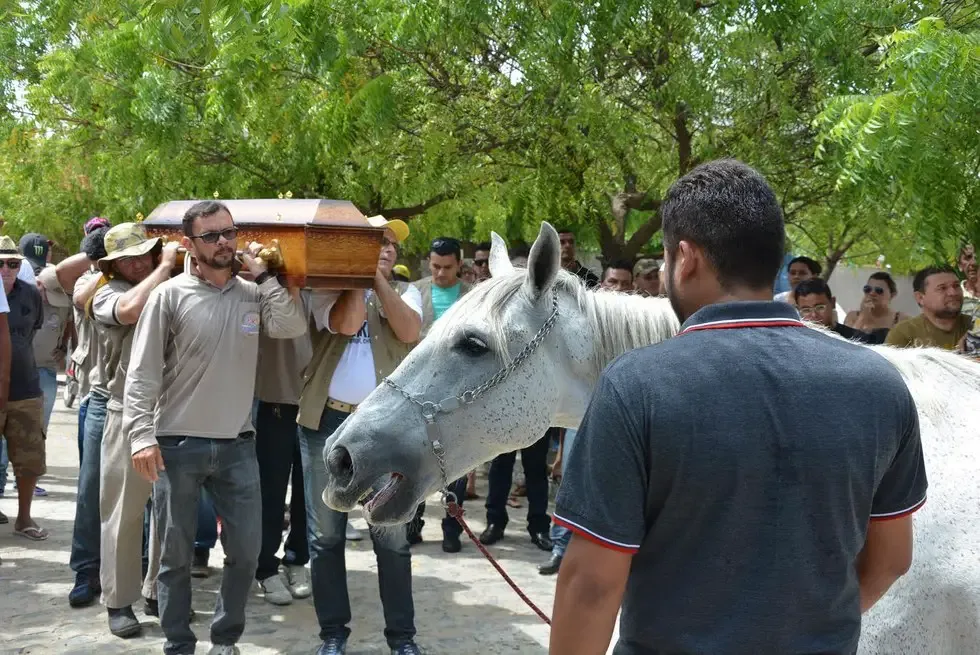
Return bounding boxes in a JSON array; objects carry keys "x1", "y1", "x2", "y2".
[{"x1": 97, "y1": 223, "x2": 162, "y2": 274}]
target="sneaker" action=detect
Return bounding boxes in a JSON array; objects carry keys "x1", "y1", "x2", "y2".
[
  {"x1": 33, "y1": 486, "x2": 47, "y2": 497},
  {"x1": 191, "y1": 550, "x2": 210, "y2": 578},
  {"x1": 258, "y1": 574, "x2": 293, "y2": 605},
  {"x1": 69, "y1": 571, "x2": 101, "y2": 607},
  {"x1": 391, "y1": 641, "x2": 422, "y2": 655},
  {"x1": 316, "y1": 637, "x2": 347, "y2": 655},
  {"x1": 284, "y1": 565, "x2": 311, "y2": 599},
  {"x1": 207, "y1": 646, "x2": 240, "y2": 655},
  {"x1": 107, "y1": 606, "x2": 142, "y2": 638},
  {"x1": 345, "y1": 523, "x2": 363, "y2": 541}
]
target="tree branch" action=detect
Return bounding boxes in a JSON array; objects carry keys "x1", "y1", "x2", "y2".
[{"x1": 379, "y1": 192, "x2": 454, "y2": 220}]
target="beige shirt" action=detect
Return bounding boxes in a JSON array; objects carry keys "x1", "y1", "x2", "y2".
[
  {"x1": 38, "y1": 266, "x2": 103, "y2": 396},
  {"x1": 92, "y1": 278, "x2": 138, "y2": 410},
  {"x1": 124, "y1": 273, "x2": 307, "y2": 454},
  {"x1": 33, "y1": 267, "x2": 72, "y2": 370},
  {"x1": 255, "y1": 331, "x2": 313, "y2": 405}
]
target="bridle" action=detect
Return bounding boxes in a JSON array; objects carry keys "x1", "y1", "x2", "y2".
[{"x1": 382, "y1": 287, "x2": 560, "y2": 508}]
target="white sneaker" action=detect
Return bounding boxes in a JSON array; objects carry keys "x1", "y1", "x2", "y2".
[
  {"x1": 207, "y1": 646, "x2": 240, "y2": 655},
  {"x1": 284, "y1": 565, "x2": 311, "y2": 599},
  {"x1": 258, "y1": 574, "x2": 293, "y2": 605},
  {"x1": 345, "y1": 523, "x2": 363, "y2": 541}
]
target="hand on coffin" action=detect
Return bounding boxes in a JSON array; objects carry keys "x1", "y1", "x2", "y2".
[
  {"x1": 160, "y1": 242, "x2": 180, "y2": 270},
  {"x1": 241, "y1": 241, "x2": 269, "y2": 276}
]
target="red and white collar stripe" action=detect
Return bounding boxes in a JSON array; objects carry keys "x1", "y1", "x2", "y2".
[{"x1": 680, "y1": 317, "x2": 806, "y2": 335}]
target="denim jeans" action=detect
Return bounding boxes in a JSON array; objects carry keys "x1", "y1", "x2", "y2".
[
  {"x1": 550, "y1": 428, "x2": 578, "y2": 557},
  {"x1": 153, "y1": 434, "x2": 261, "y2": 655},
  {"x1": 38, "y1": 366, "x2": 57, "y2": 432},
  {"x1": 299, "y1": 408, "x2": 416, "y2": 648},
  {"x1": 254, "y1": 401, "x2": 309, "y2": 580},
  {"x1": 486, "y1": 431, "x2": 554, "y2": 534},
  {"x1": 196, "y1": 488, "x2": 218, "y2": 552},
  {"x1": 70, "y1": 393, "x2": 106, "y2": 576},
  {"x1": 77, "y1": 394, "x2": 89, "y2": 466}
]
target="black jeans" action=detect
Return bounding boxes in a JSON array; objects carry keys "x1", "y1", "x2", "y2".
[
  {"x1": 254, "y1": 401, "x2": 309, "y2": 580},
  {"x1": 485, "y1": 431, "x2": 554, "y2": 534}
]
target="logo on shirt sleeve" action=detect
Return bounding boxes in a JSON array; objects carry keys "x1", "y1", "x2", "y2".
[{"x1": 241, "y1": 311, "x2": 260, "y2": 335}]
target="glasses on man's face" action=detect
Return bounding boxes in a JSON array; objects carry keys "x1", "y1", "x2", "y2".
[
  {"x1": 863, "y1": 285, "x2": 885, "y2": 295},
  {"x1": 1, "y1": 259, "x2": 20, "y2": 270},
  {"x1": 191, "y1": 228, "x2": 238, "y2": 244},
  {"x1": 382, "y1": 237, "x2": 400, "y2": 252},
  {"x1": 798, "y1": 304, "x2": 827, "y2": 316},
  {"x1": 473, "y1": 258, "x2": 489, "y2": 267}
]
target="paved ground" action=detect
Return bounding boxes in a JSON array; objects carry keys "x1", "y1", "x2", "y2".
[{"x1": 0, "y1": 383, "x2": 588, "y2": 654}]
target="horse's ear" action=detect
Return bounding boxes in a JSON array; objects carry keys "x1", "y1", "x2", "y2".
[
  {"x1": 523, "y1": 222, "x2": 560, "y2": 302},
  {"x1": 488, "y1": 231, "x2": 514, "y2": 277}
]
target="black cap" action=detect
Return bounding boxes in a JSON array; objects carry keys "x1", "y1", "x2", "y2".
[
  {"x1": 19, "y1": 233, "x2": 50, "y2": 270},
  {"x1": 430, "y1": 237, "x2": 461, "y2": 258}
]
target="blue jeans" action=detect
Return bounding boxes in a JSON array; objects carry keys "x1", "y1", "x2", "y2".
[
  {"x1": 550, "y1": 428, "x2": 578, "y2": 557},
  {"x1": 77, "y1": 394, "x2": 89, "y2": 466},
  {"x1": 38, "y1": 366, "x2": 57, "y2": 432},
  {"x1": 153, "y1": 435, "x2": 261, "y2": 655},
  {"x1": 299, "y1": 408, "x2": 416, "y2": 648},
  {"x1": 196, "y1": 488, "x2": 218, "y2": 552},
  {"x1": 70, "y1": 393, "x2": 106, "y2": 576}
]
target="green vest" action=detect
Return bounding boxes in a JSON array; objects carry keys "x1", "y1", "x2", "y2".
[{"x1": 297, "y1": 282, "x2": 416, "y2": 430}]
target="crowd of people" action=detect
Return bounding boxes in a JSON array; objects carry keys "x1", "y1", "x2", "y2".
[{"x1": 0, "y1": 180, "x2": 976, "y2": 654}]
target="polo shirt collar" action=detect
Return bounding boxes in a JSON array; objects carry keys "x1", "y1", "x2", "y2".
[{"x1": 680, "y1": 300, "x2": 805, "y2": 334}]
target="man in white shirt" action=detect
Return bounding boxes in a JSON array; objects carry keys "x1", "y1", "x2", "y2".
[{"x1": 296, "y1": 215, "x2": 422, "y2": 655}]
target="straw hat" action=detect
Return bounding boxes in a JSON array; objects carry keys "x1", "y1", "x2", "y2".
[{"x1": 0, "y1": 235, "x2": 23, "y2": 260}]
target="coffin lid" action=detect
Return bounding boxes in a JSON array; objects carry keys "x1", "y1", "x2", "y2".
[{"x1": 142, "y1": 198, "x2": 368, "y2": 227}]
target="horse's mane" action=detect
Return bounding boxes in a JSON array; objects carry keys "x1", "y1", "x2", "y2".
[{"x1": 429, "y1": 269, "x2": 681, "y2": 378}]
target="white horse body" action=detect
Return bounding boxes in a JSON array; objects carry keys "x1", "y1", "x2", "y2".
[{"x1": 326, "y1": 223, "x2": 980, "y2": 652}]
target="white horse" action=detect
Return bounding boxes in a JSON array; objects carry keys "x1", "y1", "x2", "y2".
[{"x1": 323, "y1": 222, "x2": 980, "y2": 653}]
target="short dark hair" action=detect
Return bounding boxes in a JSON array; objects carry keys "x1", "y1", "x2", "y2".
[
  {"x1": 554, "y1": 227, "x2": 575, "y2": 238},
  {"x1": 868, "y1": 271, "x2": 897, "y2": 295},
  {"x1": 913, "y1": 265, "x2": 956, "y2": 293},
  {"x1": 182, "y1": 200, "x2": 231, "y2": 237},
  {"x1": 474, "y1": 241, "x2": 492, "y2": 253},
  {"x1": 603, "y1": 260, "x2": 633, "y2": 281},
  {"x1": 81, "y1": 225, "x2": 110, "y2": 261},
  {"x1": 661, "y1": 159, "x2": 784, "y2": 291},
  {"x1": 508, "y1": 244, "x2": 530, "y2": 260},
  {"x1": 788, "y1": 256, "x2": 822, "y2": 276},
  {"x1": 793, "y1": 278, "x2": 834, "y2": 303},
  {"x1": 430, "y1": 236, "x2": 461, "y2": 259}
]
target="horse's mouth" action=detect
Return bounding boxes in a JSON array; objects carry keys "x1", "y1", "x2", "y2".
[
  {"x1": 324, "y1": 471, "x2": 417, "y2": 525},
  {"x1": 362, "y1": 472, "x2": 403, "y2": 514}
]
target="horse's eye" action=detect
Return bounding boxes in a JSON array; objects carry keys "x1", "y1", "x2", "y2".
[{"x1": 455, "y1": 334, "x2": 490, "y2": 357}]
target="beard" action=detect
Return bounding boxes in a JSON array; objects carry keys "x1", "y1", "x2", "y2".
[
  {"x1": 663, "y1": 257, "x2": 688, "y2": 322},
  {"x1": 934, "y1": 305, "x2": 962, "y2": 320},
  {"x1": 196, "y1": 246, "x2": 235, "y2": 270}
]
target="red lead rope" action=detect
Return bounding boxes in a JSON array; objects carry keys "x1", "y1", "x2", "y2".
[{"x1": 446, "y1": 500, "x2": 553, "y2": 625}]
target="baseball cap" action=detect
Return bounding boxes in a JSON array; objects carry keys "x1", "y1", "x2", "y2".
[
  {"x1": 392, "y1": 264, "x2": 411, "y2": 279},
  {"x1": 366, "y1": 215, "x2": 410, "y2": 243},
  {"x1": 633, "y1": 258, "x2": 660, "y2": 278},
  {"x1": 84, "y1": 216, "x2": 111, "y2": 234},
  {"x1": 19, "y1": 233, "x2": 51, "y2": 270}
]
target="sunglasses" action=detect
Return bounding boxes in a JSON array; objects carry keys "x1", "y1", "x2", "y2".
[
  {"x1": 1, "y1": 259, "x2": 20, "y2": 269},
  {"x1": 863, "y1": 285, "x2": 886, "y2": 295},
  {"x1": 798, "y1": 304, "x2": 828, "y2": 315},
  {"x1": 473, "y1": 258, "x2": 489, "y2": 266},
  {"x1": 190, "y1": 228, "x2": 238, "y2": 244}
]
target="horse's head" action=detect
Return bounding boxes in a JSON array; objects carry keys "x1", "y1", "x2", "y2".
[{"x1": 321, "y1": 222, "x2": 604, "y2": 525}]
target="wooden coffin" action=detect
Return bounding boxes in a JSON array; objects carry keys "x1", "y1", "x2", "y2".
[{"x1": 142, "y1": 199, "x2": 383, "y2": 289}]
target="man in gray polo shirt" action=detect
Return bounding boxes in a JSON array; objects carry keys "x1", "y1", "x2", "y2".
[
  {"x1": 551, "y1": 159, "x2": 927, "y2": 655},
  {"x1": 125, "y1": 200, "x2": 306, "y2": 655}
]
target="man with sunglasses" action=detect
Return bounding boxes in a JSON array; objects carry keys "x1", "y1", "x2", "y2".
[
  {"x1": 406, "y1": 236, "x2": 473, "y2": 552},
  {"x1": 124, "y1": 200, "x2": 307, "y2": 655},
  {"x1": 297, "y1": 215, "x2": 423, "y2": 655},
  {"x1": 472, "y1": 241, "x2": 492, "y2": 282}
]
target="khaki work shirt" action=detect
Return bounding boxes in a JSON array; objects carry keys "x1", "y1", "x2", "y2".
[
  {"x1": 124, "y1": 273, "x2": 307, "y2": 455},
  {"x1": 92, "y1": 278, "x2": 138, "y2": 409}
]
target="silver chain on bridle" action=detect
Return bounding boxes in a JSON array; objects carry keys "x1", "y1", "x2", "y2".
[{"x1": 383, "y1": 288, "x2": 560, "y2": 507}]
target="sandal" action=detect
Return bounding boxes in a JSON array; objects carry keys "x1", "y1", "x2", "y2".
[{"x1": 14, "y1": 525, "x2": 48, "y2": 541}]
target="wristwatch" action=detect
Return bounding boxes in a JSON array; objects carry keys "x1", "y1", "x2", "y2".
[{"x1": 253, "y1": 271, "x2": 271, "y2": 285}]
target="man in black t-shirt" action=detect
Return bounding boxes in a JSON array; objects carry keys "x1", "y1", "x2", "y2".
[
  {"x1": 0, "y1": 236, "x2": 47, "y2": 541},
  {"x1": 556, "y1": 228, "x2": 599, "y2": 288},
  {"x1": 551, "y1": 161, "x2": 926, "y2": 655}
]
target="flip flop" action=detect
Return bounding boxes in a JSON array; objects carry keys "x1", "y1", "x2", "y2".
[{"x1": 14, "y1": 525, "x2": 48, "y2": 541}]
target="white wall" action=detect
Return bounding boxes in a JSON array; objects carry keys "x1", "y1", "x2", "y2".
[{"x1": 826, "y1": 266, "x2": 920, "y2": 317}]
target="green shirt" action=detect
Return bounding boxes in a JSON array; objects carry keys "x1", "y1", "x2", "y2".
[
  {"x1": 884, "y1": 313, "x2": 972, "y2": 350},
  {"x1": 431, "y1": 282, "x2": 462, "y2": 321}
]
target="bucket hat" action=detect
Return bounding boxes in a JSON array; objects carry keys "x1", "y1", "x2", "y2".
[{"x1": 97, "y1": 223, "x2": 162, "y2": 274}]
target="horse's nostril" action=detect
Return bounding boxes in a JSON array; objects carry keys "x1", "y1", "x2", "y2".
[{"x1": 326, "y1": 445, "x2": 354, "y2": 487}]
